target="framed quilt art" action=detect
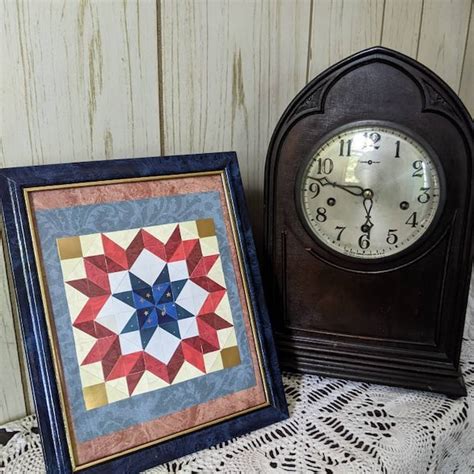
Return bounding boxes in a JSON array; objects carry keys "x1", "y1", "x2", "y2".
[{"x1": 0, "y1": 152, "x2": 287, "y2": 473}]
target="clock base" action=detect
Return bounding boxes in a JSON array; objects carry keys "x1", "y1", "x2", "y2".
[{"x1": 277, "y1": 339, "x2": 467, "y2": 398}]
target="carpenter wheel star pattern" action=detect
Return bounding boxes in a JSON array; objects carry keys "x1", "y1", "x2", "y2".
[{"x1": 58, "y1": 218, "x2": 241, "y2": 410}]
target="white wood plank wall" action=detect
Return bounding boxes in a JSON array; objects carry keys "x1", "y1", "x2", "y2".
[
  {"x1": 0, "y1": 0, "x2": 161, "y2": 423},
  {"x1": 0, "y1": 0, "x2": 473, "y2": 423}
]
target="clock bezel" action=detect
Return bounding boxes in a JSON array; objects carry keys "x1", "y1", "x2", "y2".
[{"x1": 294, "y1": 120, "x2": 447, "y2": 266}]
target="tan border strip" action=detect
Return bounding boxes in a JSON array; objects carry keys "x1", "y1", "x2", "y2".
[{"x1": 24, "y1": 170, "x2": 221, "y2": 193}]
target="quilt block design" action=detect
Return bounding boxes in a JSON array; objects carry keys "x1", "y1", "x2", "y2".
[{"x1": 58, "y1": 219, "x2": 241, "y2": 410}]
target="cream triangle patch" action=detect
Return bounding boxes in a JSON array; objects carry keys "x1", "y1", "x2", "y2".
[
  {"x1": 60, "y1": 257, "x2": 86, "y2": 281},
  {"x1": 179, "y1": 220, "x2": 199, "y2": 239},
  {"x1": 204, "y1": 350, "x2": 222, "y2": 373},
  {"x1": 218, "y1": 329, "x2": 238, "y2": 349},
  {"x1": 65, "y1": 286, "x2": 89, "y2": 319},
  {"x1": 173, "y1": 361, "x2": 205, "y2": 383},
  {"x1": 80, "y1": 364, "x2": 105, "y2": 387},
  {"x1": 145, "y1": 371, "x2": 170, "y2": 390},
  {"x1": 199, "y1": 236, "x2": 219, "y2": 256},
  {"x1": 80, "y1": 233, "x2": 105, "y2": 257},
  {"x1": 145, "y1": 223, "x2": 178, "y2": 244},
  {"x1": 103, "y1": 228, "x2": 140, "y2": 250},
  {"x1": 105, "y1": 378, "x2": 130, "y2": 402},
  {"x1": 130, "y1": 372, "x2": 150, "y2": 395},
  {"x1": 215, "y1": 295, "x2": 233, "y2": 323},
  {"x1": 207, "y1": 258, "x2": 226, "y2": 286}
]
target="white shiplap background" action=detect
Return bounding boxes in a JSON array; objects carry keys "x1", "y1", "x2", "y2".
[{"x1": 0, "y1": 0, "x2": 473, "y2": 424}]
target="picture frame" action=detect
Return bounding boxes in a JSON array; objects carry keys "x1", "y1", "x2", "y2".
[{"x1": 0, "y1": 152, "x2": 288, "y2": 473}]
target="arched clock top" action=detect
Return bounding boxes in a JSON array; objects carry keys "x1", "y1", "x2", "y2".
[{"x1": 269, "y1": 47, "x2": 472, "y2": 160}]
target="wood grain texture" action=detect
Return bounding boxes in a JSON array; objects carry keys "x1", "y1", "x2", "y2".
[
  {"x1": 381, "y1": 0, "x2": 423, "y2": 57},
  {"x1": 308, "y1": 0, "x2": 385, "y2": 78},
  {"x1": 0, "y1": 0, "x2": 161, "y2": 167},
  {"x1": 0, "y1": 0, "x2": 161, "y2": 424},
  {"x1": 417, "y1": 0, "x2": 472, "y2": 92},
  {"x1": 0, "y1": 0, "x2": 473, "y2": 424},
  {"x1": 0, "y1": 238, "x2": 27, "y2": 423},
  {"x1": 160, "y1": 0, "x2": 311, "y2": 241},
  {"x1": 459, "y1": 6, "x2": 474, "y2": 115}
]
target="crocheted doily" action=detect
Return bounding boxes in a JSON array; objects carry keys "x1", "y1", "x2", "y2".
[{"x1": 1, "y1": 282, "x2": 473, "y2": 473}]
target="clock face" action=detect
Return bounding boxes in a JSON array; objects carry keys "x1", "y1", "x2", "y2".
[{"x1": 298, "y1": 125, "x2": 442, "y2": 259}]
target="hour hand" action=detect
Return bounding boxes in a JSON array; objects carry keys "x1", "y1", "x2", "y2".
[
  {"x1": 308, "y1": 176, "x2": 365, "y2": 197},
  {"x1": 361, "y1": 196, "x2": 374, "y2": 236}
]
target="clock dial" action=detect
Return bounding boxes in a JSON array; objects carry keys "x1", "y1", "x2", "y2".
[{"x1": 299, "y1": 126, "x2": 442, "y2": 259}]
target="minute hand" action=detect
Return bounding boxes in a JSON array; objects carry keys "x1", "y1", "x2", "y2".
[{"x1": 308, "y1": 176, "x2": 365, "y2": 197}]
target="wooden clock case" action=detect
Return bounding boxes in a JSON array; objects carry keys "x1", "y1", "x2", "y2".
[{"x1": 264, "y1": 47, "x2": 473, "y2": 397}]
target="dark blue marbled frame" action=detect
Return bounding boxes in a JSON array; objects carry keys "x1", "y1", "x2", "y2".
[{"x1": 0, "y1": 152, "x2": 288, "y2": 473}]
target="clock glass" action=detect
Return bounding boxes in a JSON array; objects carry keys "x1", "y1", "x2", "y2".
[{"x1": 299, "y1": 125, "x2": 442, "y2": 259}]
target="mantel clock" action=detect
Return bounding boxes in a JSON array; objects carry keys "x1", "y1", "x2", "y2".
[{"x1": 264, "y1": 47, "x2": 473, "y2": 396}]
